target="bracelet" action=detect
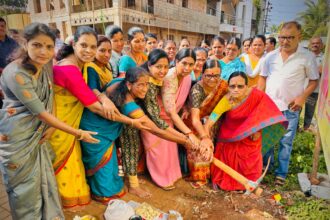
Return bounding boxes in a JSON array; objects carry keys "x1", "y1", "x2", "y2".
[
  {"x1": 77, "y1": 129, "x2": 83, "y2": 140},
  {"x1": 97, "y1": 93, "x2": 104, "y2": 98},
  {"x1": 130, "y1": 119, "x2": 134, "y2": 127}
]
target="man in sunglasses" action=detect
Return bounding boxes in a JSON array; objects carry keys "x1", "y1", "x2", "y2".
[{"x1": 257, "y1": 21, "x2": 319, "y2": 186}]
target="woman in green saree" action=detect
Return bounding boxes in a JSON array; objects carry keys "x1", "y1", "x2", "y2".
[{"x1": 0, "y1": 23, "x2": 97, "y2": 220}]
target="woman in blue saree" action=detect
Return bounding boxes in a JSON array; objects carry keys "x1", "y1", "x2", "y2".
[
  {"x1": 80, "y1": 36, "x2": 149, "y2": 203},
  {"x1": 0, "y1": 23, "x2": 98, "y2": 220},
  {"x1": 219, "y1": 37, "x2": 246, "y2": 81}
]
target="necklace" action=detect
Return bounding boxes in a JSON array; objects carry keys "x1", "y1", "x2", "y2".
[{"x1": 130, "y1": 52, "x2": 144, "y2": 65}]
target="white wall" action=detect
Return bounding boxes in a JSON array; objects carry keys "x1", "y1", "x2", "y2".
[{"x1": 236, "y1": 0, "x2": 253, "y2": 39}]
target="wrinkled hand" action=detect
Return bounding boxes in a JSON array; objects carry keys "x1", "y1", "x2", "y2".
[
  {"x1": 132, "y1": 117, "x2": 151, "y2": 130},
  {"x1": 289, "y1": 95, "x2": 305, "y2": 112},
  {"x1": 188, "y1": 133, "x2": 200, "y2": 149},
  {"x1": 79, "y1": 130, "x2": 100, "y2": 143},
  {"x1": 39, "y1": 127, "x2": 56, "y2": 144},
  {"x1": 250, "y1": 131, "x2": 261, "y2": 141},
  {"x1": 101, "y1": 96, "x2": 120, "y2": 120}
]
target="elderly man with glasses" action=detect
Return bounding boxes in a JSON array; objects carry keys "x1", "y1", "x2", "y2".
[{"x1": 257, "y1": 21, "x2": 319, "y2": 186}]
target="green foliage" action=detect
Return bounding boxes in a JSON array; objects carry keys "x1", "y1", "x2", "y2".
[
  {"x1": 253, "y1": 0, "x2": 262, "y2": 34},
  {"x1": 298, "y1": 0, "x2": 330, "y2": 39},
  {"x1": 286, "y1": 196, "x2": 330, "y2": 220},
  {"x1": 0, "y1": 0, "x2": 27, "y2": 8},
  {"x1": 0, "y1": 0, "x2": 27, "y2": 16}
]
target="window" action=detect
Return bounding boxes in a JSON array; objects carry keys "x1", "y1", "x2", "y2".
[
  {"x1": 60, "y1": 0, "x2": 65, "y2": 8},
  {"x1": 182, "y1": 0, "x2": 188, "y2": 8},
  {"x1": 35, "y1": 0, "x2": 41, "y2": 13},
  {"x1": 128, "y1": 0, "x2": 135, "y2": 7},
  {"x1": 167, "y1": 34, "x2": 174, "y2": 41},
  {"x1": 167, "y1": 0, "x2": 174, "y2": 4}
]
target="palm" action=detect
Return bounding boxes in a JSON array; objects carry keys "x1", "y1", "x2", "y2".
[{"x1": 298, "y1": 0, "x2": 330, "y2": 39}]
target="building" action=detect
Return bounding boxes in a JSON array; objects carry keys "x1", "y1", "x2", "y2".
[{"x1": 28, "y1": 0, "x2": 255, "y2": 46}]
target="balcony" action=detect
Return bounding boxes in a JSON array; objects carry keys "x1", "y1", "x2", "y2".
[{"x1": 219, "y1": 13, "x2": 243, "y2": 34}]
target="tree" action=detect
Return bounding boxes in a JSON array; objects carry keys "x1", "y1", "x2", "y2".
[
  {"x1": 269, "y1": 24, "x2": 281, "y2": 34},
  {"x1": 298, "y1": 0, "x2": 330, "y2": 39}
]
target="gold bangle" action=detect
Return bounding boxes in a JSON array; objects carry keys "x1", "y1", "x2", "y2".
[{"x1": 77, "y1": 129, "x2": 83, "y2": 140}]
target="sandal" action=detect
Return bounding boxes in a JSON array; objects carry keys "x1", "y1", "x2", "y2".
[
  {"x1": 161, "y1": 185, "x2": 176, "y2": 191},
  {"x1": 275, "y1": 176, "x2": 286, "y2": 186}
]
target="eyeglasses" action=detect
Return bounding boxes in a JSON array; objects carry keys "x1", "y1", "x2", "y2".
[
  {"x1": 229, "y1": 84, "x2": 245, "y2": 89},
  {"x1": 204, "y1": 74, "x2": 220, "y2": 79},
  {"x1": 278, "y1": 36, "x2": 296, "y2": 42}
]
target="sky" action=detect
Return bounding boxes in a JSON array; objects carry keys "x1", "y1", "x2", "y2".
[{"x1": 267, "y1": 0, "x2": 308, "y2": 27}]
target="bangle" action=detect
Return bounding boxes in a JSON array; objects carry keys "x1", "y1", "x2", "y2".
[
  {"x1": 130, "y1": 119, "x2": 134, "y2": 127},
  {"x1": 77, "y1": 129, "x2": 83, "y2": 140},
  {"x1": 97, "y1": 93, "x2": 104, "y2": 98}
]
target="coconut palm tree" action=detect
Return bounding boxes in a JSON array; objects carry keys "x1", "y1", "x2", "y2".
[{"x1": 298, "y1": 0, "x2": 330, "y2": 39}]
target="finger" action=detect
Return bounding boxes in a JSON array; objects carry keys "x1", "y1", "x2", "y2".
[
  {"x1": 141, "y1": 125, "x2": 151, "y2": 130},
  {"x1": 87, "y1": 131, "x2": 98, "y2": 135},
  {"x1": 90, "y1": 137, "x2": 100, "y2": 143}
]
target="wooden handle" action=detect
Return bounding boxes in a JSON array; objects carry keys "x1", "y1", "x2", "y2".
[{"x1": 212, "y1": 157, "x2": 263, "y2": 195}]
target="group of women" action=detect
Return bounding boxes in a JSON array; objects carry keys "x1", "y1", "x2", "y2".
[{"x1": 0, "y1": 22, "x2": 288, "y2": 219}]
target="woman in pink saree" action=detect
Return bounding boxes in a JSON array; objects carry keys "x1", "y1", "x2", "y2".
[{"x1": 142, "y1": 48, "x2": 203, "y2": 190}]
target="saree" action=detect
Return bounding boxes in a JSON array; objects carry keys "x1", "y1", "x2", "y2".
[
  {"x1": 141, "y1": 68, "x2": 191, "y2": 188},
  {"x1": 79, "y1": 63, "x2": 124, "y2": 204},
  {"x1": 219, "y1": 58, "x2": 246, "y2": 81},
  {"x1": 0, "y1": 62, "x2": 64, "y2": 219},
  {"x1": 211, "y1": 88, "x2": 287, "y2": 191},
  {"x1": 50, "y1": 65, "x2": 98, "y2": 208},
  {"x1": 241, "y1": 54, "x2": 266, "y2": 87},
  {"x1": 185, "y1": 80, "x2": 228, "y2": 182},
  {"x1": 118, "y1": 54, "x2": 147, "y2": 75}
]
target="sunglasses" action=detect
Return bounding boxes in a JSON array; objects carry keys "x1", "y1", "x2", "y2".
[
  {"x1": 229, "y1": 84, "x2": 245, "y2": 89},
  {"x1": 204, "y1": 74, "x2": 220, "y2": 79}
]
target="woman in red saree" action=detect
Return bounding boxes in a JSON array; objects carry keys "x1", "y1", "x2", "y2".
[{"x1": 205, "y1": 71, "x2": 287, "y2": 191}]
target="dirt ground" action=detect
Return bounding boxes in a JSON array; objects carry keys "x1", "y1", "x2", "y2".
[{"x1": 64, "y1": 175, "x2": 286, "y2": 220}]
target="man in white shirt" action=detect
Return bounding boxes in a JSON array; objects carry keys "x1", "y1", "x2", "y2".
[
  {"x1": 303, "y1": 36, "x2": 324, "y2": 130},
  {"x1": 258, "y1": 21, "x2": 319, "y2": 185}
]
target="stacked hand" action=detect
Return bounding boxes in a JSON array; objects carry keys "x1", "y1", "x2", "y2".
[
  {"x1": 132, "y1": 117, "x2": 151, "y2": 130},
  {"x1": 199, "y1": 137, "x2": 214, "y2": 162},
  {"x1": 101, "y1": 96, "x2": 121, "y2": 120}
]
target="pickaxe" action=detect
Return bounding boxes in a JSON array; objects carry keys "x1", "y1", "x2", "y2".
[{"x1": 212, "y1": 156, "x2": 270, "y2": 196}]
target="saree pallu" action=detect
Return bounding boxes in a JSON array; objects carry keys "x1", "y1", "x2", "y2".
[
  {"x1": 185, "y1": 80, "x2": 228, "y2": 182},
  {"x1": 80, "y1": 112, "x2": 124, "y2": 203},
  {"x1": 0, "y1": 62, "x2": 64, "y2": 219},
  {"x1": 49, "y1": 69, "x2": 91, "y2": 208},
  {"x1": 142, "y1": 74, "x2": 191, "y2": 188},
  {"x1": 211, "y1": 88, "x2": 287, "y2": 191}
]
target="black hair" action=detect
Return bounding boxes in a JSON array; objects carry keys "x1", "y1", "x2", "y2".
[
  {"x1": 200, "y1": 39, "x2": 210, "y2": 47},
  {"x1": 175, "y1": 48, "x2": 196, "y2": 62},
  {"x1": 267, "y1": 37, "x2": 277, "y2": 47},
  {"x1": 163, "y1": 40, "x2": 176, "y2": 49},
  {"x1": 228, "y1": 71, "x2": 248, "y2": 85},
  {"x1": 51, "y1": 28, "x2": 60, "y2": 36},
  {"x1": 0, "y1": 17, "x2": 6, "y2": 24},
  {"x1": 211, "y1": 36, "x2": 225, "y2": 46},
  {"x1": 193, "y1": 47, "x2": 207, "y2": 56},
  {"x1": 11, "y1": 23, "x2": 55, "y2": 74},
  {"x1": 56, "y1": 26, "x2": 97, "y2": 61},
  {"x1": 145, "y1": 33, "x2": 157, "y2": 41},
  {"x1": 202, "y1": 59, "x2": 220, "y2": 73},
  {"x1": 227, "y1": 37, "x2": 242, "y2": 49},
  {"x1": 242, "y1": 38, "x2": 252, "y2": 46},
  {"x1": 141, "y1": 49, "x2": 169, "y2": 70},
  {"x1": 97, "y1": 35, "x2": 111, "y2": 47},
  {"x1": 127, "y1": 26, "x2": 144, "y2": 42},
  {"x1": 110, "y1": 67, "x2": 149, "y2": 107},
  {"x1": 252, "y1": 34, "x2": 266, "y2": 45},
  {"x1": 105, "y1": 25, "x2": 123, "y2": 39}
]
